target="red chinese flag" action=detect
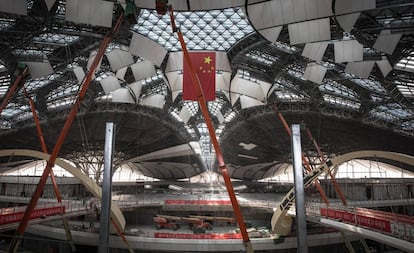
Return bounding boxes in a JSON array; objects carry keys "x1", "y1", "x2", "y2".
[{"x1": 183, "y1": 52, "x2": 216, "y2": 101}]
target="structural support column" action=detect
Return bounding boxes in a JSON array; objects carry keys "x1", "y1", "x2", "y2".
[
  {"x1": 291, "y1": 124, "x2": 308, "y2": 253},
  {"x1": 99, "y1": 122, "x2": 115, "y2": 253}
]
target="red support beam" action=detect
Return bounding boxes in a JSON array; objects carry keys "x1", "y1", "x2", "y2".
[
  {"x1": 167, "y1": 5, "x2": 253, "y2": 252},
  {"x1": 305, "y1": 128, "x2": 347, "y2": 206},
  {"x1": 271, "y1": 104, "x2": 330, "y2": 205},
  {"x1": 7, "y1": 15, "x2": 124, "y2": 253},
  {"x1": 0, "y1": 67, "x2": 28, "y2": 114}
]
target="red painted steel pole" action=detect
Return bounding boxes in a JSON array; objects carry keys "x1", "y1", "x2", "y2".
[
  {"x1": 271, "y1": 104, "x2": 330, "y2": 205},
  {"x1": 305, "y1": 128, "x2": 347, "y2": 206},
  {"x1": 0, "y1": 67, "x2": 28, "y2": 114},
  {"x1": 7, "y1": 15, "x2": 124, "y2": 253},
  {"x1": 168, "y1": 6, "x2": 253, "y2": 252}
]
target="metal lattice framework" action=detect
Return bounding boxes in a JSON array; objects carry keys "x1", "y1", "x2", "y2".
[{"x1": 0, "y1": 1, "x2": 413, "y2": 180}]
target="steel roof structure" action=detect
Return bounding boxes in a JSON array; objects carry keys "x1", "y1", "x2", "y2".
[{"x1": 0, "y1": 0, "x2": 413, "y2": 181}]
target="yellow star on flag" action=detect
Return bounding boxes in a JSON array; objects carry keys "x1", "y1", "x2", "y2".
[{"x1": 204, "y1": 56, "x2": 212, "y2": 64}]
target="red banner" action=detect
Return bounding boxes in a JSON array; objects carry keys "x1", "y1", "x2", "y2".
[
  {"x1": 164, "y1": 199, "x2": 231, "y2": 205},
  {"x1": 0, "y1": 205, "x2": 65, "y2": 225},
  {"x1": 183, "y1": 51, "x2": 216, "y2": 101},
  {"x1": 154, "y1": 232, "x2": 242, "y2": 239}
]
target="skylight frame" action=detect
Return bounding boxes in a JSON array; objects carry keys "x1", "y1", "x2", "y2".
[{"x1": 133, "y1": 8, "x2": 254, "y2": 52}]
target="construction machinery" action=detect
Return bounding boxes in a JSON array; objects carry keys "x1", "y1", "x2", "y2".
[{"x1": 153, "y1": 216, "x2": 181, "y2": 231}]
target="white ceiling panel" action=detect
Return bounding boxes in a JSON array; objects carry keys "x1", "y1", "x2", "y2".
[
  {"x1": 25, "y1": 60, "x2": 54, "y2": 79},
  {"x1": 373, "y1": 30, "x2": 402, "y2": 55},
  {"x1": 335, "y1": 0, "x2": 375, "y2": 15},
  {"x1": 179, "y1": 106, "x2": 192, "y2": 124},
  {"x1": 303, "y1": 63, "x2": 327, "y2": 84},
  {"x1": 247, "y1": 0, "x2": 332, "y2": 30},
  {"x1": 127, "y1": 81, "x2": 143, "y2": 101},
  {"x1": 165, "y1": 72, "x2": 180, "y2": 92},
  {"x1": 190, "y1": 0, "x2": 245, "y2": 10},
  {"x1": 230, "y1": 76, "x2": 266, "y2": 101},
  {"x1": 45, "y1": 0, "x2": 56, "y2": 10},
  {"x1": 66, "y1": 0, "x2": 113, "y2": 28},
  {"x1": 111, "y1": 88, "x2": 134, "y2": 103},
  {"x1": 288, "y1": 18, "x2": 331, "y2": 45},
  {"x1": 216, "y1": 110, "x2": 224, "y2": 124},
  {"x1": 129, "y1": 32, "x2": 168, "y2": 66},
  {"x1": 141, "y1": 94, "x2": 165, "y2": 109},
  {"x1": 336, "y1": 12, "x2": 360, "y2": 33},
  {"x1": 246, "y1": 1, "x2": 270, "y2": 30},
  {"x1": 216, "y1": 51, "x2": 231, "y2": 72},
  {"x1": 172, "y1": 91, "x2": 180, "y2": 101},
  {"x1": 131, "y1": 60, "x2": 156, "y2": 82},
  {"x1": 165, "y1": 51, "x2": 183, "y2": 72},
  {"x1": 240, "y1": 95, "x2": 265, "y2": 109},
  {"x1": 216, "y1": 72, "x2": 231, "y2": 92},
  {"x1": 132, "y1": 0, "x2": 247, "y2": 10},
  {"x1": 345, "y1": 61, "x2": 375, "y2": 79},
  {"x1": 116, "y1": 66, "x2": 128, "y2": 81},
  {"x1": 259, "y1": 81, "x2": 272, "y2": 99},
  {"x1": 99, "y1": 75, "x2": 121, "y2": 94},
  {"x1": 87, "y1": 50, "x2": 103, "y2": 74},
  {"x1": 302, "y1": 41, "x2": 328, "y2": 61},
  {"x1": 72, "y1": 66, "x2": 85, "y2": 85},
  {"x1": 334, "y1": 40, "x2": 363, "y2": 63},
  {"x1": 259, "y1": 26, "x2": 283, "y2": 43},
  {"x1": 376, "y1": 58, "x2": 393, "y2": 77},
  {"x1": 230, "y1": 93, "x2": 241, "y2": 106},
  {"x1": 106, "y1": 49, "x2": 134, "y2": 72},
  {"x1": 0, "y1": 0, "x2": 27, "y2": 15}
]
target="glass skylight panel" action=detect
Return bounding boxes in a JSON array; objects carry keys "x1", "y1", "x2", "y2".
[
  {"x1": 273, "y1": 41, "x2": 298, "y2": 53},
  {"x1": 24, "y1": 73, "x2": 60, "y2": 91},
  {"x1": 245, "y1": 50, "x2": 279, "y2": 66},
  {"x1": 0, "y1": 18, "x2": 14, "y2": 30},
  {"x1": 273, "y1": 78, "x2": 308, "y2": 101},
  {"x1": 134, "y1": 8, "x2": 253, "y2": 51},
  {"x1": 237, "y1": 69, "x2": 258, "y2": 83},
  {"x1": 323, "y1": 94, "x2": 361, "y2": 110},
  {"x1": 343, "y1": 73, "x2": 387, "y2": 94},
  {"x1": 319, "y1": 79, "x2": 358, "y2": 98},
  {"x1": 169, "y1": 108, "x2": 183, "y2": 122},
  {"x1": 33, "y1": 33, "x2": 79, "y2": 45},
  {"x1": 0, "y1": 62, "x2": 6, "y2": 72},
  {"x1": 402, "y1": 120, "x2": 414, "y2": 131},
  {"x1": 369, "y1": 110, "x2": 397, "y2": 122},
  {"x1": 275, "y1": 90, "x2": 307, "y2": 101},
  {"x1": 395, "y1": 80, "x2": 414, "y2": 98},
  {"x1": 379, "y1": 103, "x2": 412, "y2": 118},
  {"x1": 395, "y1": 51, "x2": 414, "y2": 72},
  {"x1": 183, "y1": 101, "x2": 199, "y2": 116},
  {"x1": 47, "y1": 95, "x2": 76, "y2": 110},
  {"x1": 223, "y1": 110, "x2": 236, "y2": 123}
]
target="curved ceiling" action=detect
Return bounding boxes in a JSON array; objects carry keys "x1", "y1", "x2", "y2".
[{"x1": 0, "y1": 0, "x2": 413, "y2": 180}]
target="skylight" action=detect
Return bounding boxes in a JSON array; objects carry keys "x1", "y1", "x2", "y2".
[
  {"x1": 133, "y1": 8, "x2": 254, "y2": 51},
  {"x1": 395, "y1": 50, "x2": 414, "y2": 72},
  {"x1": 319, "y1": 79, "x2": 358, "y2": 99},
  {"x1": 395, "y1": 80, "x2": 414, "y2": 98},
  {"x1": 33, "y1": 33, "x2": 79, "y2": 46},
  {"x1": 323, "y1": 94, "x2": 361, "y2": 110}
]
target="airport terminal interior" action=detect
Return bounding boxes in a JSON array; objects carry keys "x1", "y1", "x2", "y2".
[{"x1": 0, "y1": 0, "x2": 413, "y2": 252}]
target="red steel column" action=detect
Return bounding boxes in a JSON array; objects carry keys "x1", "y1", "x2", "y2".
[
  {"x1": 271, "y1": 104, "x2": 329, "y2": 205},
  {"x1": 0, "y1": 67, "x2": 28, "y2": 114},
  {"x1": 7, "y1": 15, "x2": 124, "y2": 253}
]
